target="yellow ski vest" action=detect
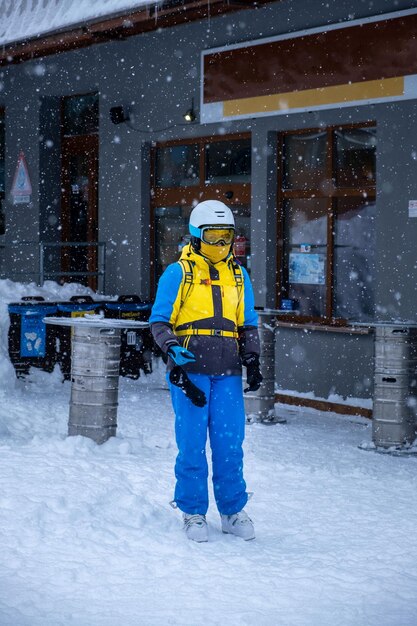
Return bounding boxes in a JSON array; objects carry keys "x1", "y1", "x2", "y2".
[{"x1": 168, "y1": 244, "x2": 244, "y2": 336}]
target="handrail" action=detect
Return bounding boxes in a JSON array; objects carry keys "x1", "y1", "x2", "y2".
[
  {"x1": 0, "y1": 241, "x2": 42, "y2": 280},
  {"x1": 0, "y1": 240, "x2": 106, "y2": 292},
  {"x1": 40, "y1": 241, "x2": 106, "y2": 293}
]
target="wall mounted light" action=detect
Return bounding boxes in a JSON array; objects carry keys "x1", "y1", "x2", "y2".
[{"x1": 183, "y1": 98, "x2": 197, "y2": 123}]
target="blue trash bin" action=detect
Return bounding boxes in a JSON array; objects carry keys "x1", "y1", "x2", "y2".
[
  {"x1": 8, "y1": 297, "x2": 58, "y2": 378},
  {"x1": 104, "y1": 295, "x2": 153, "y2": 379}
]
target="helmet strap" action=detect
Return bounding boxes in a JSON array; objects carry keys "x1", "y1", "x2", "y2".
[{"x1": 190, "y1": 236, "x2": 201, "y2": 252}]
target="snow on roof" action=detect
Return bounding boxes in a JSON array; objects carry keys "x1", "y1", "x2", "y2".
[{"x1": 0, "y1": 0, "x2": 159, "y2": 47}]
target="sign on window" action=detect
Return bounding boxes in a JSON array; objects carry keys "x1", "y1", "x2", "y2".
[{"x1": 289, "y1": 252, "x2": 325, "y2": 285}]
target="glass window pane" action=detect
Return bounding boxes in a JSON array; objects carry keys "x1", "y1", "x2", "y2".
[
  {"x1": 334, "y1": 198, "x2": 376, "y2": 321},
  {"x1": 154, "y1": 205, "x2": 193, "y2": 277},
  {"x1": 283, "y1": 198, "x2": 328, "y2": 317},
  {"x1": 231, "y1": 205, "x2": 251, "y2": 273},
  {"x1": 205, "y1": 139, "x2": 251, "y2": 183},
  {"x1": 283, "y1": 131, "x2": 326, "y2": 190},
  {"x1": 155, "y1": 145, "x2": 199, "y2": 188},
  {"x1": 335, "y1": 127, "x2": 376, "y2": 187},
  {"x1": 63, "y1": 94, "x2": 99, "y2": 136},
  {"x1": 68, "y1": 155, "x2": 91, "y2": 243}
]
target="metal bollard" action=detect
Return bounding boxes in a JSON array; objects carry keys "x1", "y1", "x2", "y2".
[
  {"x1": 68, "y1": 326, "x2": 121, "y2": 444},
  {"x1": 244, "y1": 310, "x2": 283, "y2": 423},
  {"x1": 372, "y1": 325, "x2": 417, "y2": 448}
]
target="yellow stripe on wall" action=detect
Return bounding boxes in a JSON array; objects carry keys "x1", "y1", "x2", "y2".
[{"x1": 223, "y1": 76, "x2": 404, "y2": 117}]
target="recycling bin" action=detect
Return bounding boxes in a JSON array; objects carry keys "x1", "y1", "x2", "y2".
[
  {"x1": 104, "y1": 295, "x2": 153, "y2": 379},
  {"x1": 56, "y1": 295, "x2": 101, "y2": 380},
  {"x1": 8, "y1": 296, "x2": 58, "y2": 378}
]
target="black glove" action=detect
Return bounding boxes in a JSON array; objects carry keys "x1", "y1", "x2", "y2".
[
  {"x1": 169, "y1": 366, "x2": 207, "y2": 408},
  {"x1": 243, "y1": 353, "x2": 263, "y2": 393}
]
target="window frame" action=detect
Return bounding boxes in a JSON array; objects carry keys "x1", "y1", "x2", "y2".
[
  {"x1": 151, "y1": 133, "x2": 251, "y2": 207},
  {"x1": 276, "y1": 121, "x2": 376, "y2": 325}
]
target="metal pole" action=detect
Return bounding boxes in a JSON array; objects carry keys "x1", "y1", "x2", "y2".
[
  {"x1": 98, "y1": 242, "x2": 106, "y2": 294},
  {"x1": 39, "y1": 242, "x2": 44, "y2": 286},
  {"x1": 244, "y1": 310, "x2": 283, "y2": 423}
]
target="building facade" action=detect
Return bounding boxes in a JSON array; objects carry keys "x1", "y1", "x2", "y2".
[{"x1": 2, "y1": 0, "x2": 417, "y2": 415}]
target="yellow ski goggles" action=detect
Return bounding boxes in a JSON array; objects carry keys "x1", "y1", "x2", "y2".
[{"x1": 201, "y1": 227, "x2": 235, "y2": 245}]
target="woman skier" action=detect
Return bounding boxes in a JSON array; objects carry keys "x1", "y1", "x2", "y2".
[{"x1": 150, "y1": 199, "x2": 262, "y2": 542}]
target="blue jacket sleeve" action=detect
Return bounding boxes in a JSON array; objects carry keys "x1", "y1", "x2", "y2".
[
  {"x1": 149, "y1": 262, "x2": 183, "y2": 324},
  {"x1": 241, "y1": 267, "x2": 258, "y2": 327},
  {"x1": 149, "y1": 263, "x2": 183, "y2": 354},
  {"x1": 239, "y1": 267, "x2": 260, "y2": 357}
]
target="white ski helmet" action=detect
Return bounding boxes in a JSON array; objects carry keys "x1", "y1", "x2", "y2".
[{"x1": 189, "y1": 200, "x2": 235, "y2": 239}]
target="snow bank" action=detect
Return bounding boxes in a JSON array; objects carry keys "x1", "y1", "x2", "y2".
[{"x1": 0, "y1": 279, "x2": 96, "y2": 389}]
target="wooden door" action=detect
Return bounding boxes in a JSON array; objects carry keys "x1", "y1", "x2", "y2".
[{"x1": 61, "y1": 134, "x2": 98, "y2": 289}]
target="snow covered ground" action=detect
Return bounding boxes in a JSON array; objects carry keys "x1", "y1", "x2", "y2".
[
  {"x1": 0, "y1": 280, "x2": 417, "y2": 625},
  {"x1": 0, "y1": 362, "x2": 417, "y2": 626}
]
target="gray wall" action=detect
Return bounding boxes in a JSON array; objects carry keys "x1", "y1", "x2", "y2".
[
  {"x1": 275, "y1": 327, "x2": 374, "y2": 401},
  {"x1": 2, "y1": 0, "x2": 417, "y2": 402}
]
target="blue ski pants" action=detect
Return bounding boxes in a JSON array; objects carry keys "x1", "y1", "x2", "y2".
[{"x1": 168, "y1": 373, "x2": 248, "y2": 516}]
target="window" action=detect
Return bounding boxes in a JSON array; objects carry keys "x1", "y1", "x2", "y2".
[
  {"x1": 62, "y1": 94, "x2": 99, "y2": 137},
  {"x1": 205, "y1": 138, "x2": 251, "y2": 183},
  {"x1": 155, "y1": 144, "x2": 199, "y2": 188},
  {"x1": 151, "y1": 135, "x2": 251, "y2": 288},
  {"x1": 278, "y1": 124, "x2": 376, "y2": 322},
  {"x1": 0, "y1": 109, "x2": 4, "y2": 235}
]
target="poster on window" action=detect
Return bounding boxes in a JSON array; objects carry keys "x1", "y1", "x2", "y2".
[{"x1": 289, "y1": 253, "x2": 325, "y2": 285}]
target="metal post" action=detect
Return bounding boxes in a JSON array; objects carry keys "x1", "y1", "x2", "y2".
[
  {"x1": 39, "y1": 242, "x2": 44, "y2": 286},
  {"x1": 372, "y1": 324, "x2": 417, "y2": 448},
  {"x1": 98, "y1": 242, "x2": 106, "y2": 294},
  {"x1": 244, "y1": 310, "x2": 283, "y2": 423},
  {"x1": 68, "y1": 325, "x2": 121, "y2": 444}
]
